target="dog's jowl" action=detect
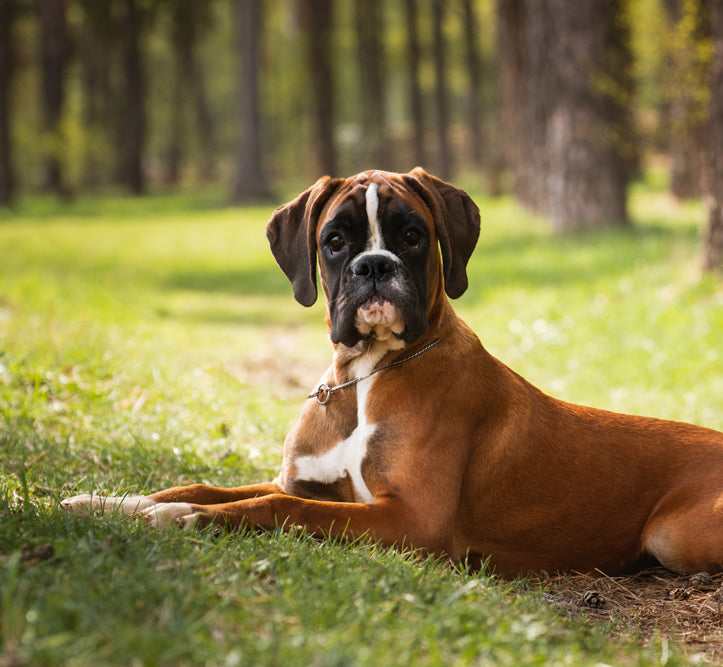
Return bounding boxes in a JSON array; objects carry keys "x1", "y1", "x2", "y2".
[{"x1": 63, "y1": 168, "x2": 723, "y2": 578}]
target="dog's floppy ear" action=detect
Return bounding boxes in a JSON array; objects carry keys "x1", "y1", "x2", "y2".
[
  {"x1": 266, "y1": 176, "x2": 344, "y2": 306},
  {"x1": 403, "y1": 167, "x2": 480, "y2": 299}
]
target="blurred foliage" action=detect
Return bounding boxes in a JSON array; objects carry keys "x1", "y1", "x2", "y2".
[
  {"x1": 0, "y1": 0, "x2": 719, "y2": 203},
  {"x1": 667, "y1": 0, "x2": 713, "y2": 128}
]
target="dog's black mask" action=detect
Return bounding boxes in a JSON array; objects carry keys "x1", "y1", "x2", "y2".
[
  {"x1": 266, "y1": 168, "x2": 481, "y2": 348},
  {"x1": 318, "y1": 183, "x2": 431, "y2": 347}
]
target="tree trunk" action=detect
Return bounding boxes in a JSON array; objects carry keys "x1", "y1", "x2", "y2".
[
  {"x1": 496, "y1": 0, "x2": 526, "y2": 197},
  {"x1": 78, "y1": 17, "x2": 99, "y2": 188},
  {"x1": 78, "y1": 0, "x2": 116, "y2": 189},
  {"x1": 462, "y1": 0, "x2": 483, "y2": 166},
  {"x1": 165, "y1": 42, "x2": 185, "y2": 186},
  {"x1": 703, "y1": 0, "x2": 723, "y2": 272},
  {"x1": 121, "y1": 0, "x2": 146, "y2": 195},
  {"x1": 172, "y1": 0, "x2": 218, "y2": 183},
  {"x1": 519, "y1": 0, "x2": 555, "y2": 211},
  {"x1": 189, "y1": 53, "x2": 218, "y2": 182},
  {"x1": 666, "y1": 0, "x2": 712, "y2": 199},
  {"x1": 432, "y1": 0, "x2": 452, "y2": 180},
  {"x1": 299, "y1": 0, "x2": 337, "y2": 176},
  {"x1": 231, "y1": 0, "x2": 271, "y2": 201},
  {"x1": 546, "y1": 0, "x2": 631, "y2": 230},
  {"x1": 509, "y1": 0, "x2": 632, "y2": 231},
  {"x1": 0, "y1": 0, "x2": 15, "y2": 206},
  {"x1": 38, "y1": 0, "x2": 68, "y2": 195},
  {"x1": 353, "y1": 0, "x2": 388, "y2": 168},
  {"x1": 403, "y1": 0, "x2": 425, "y2": 167}
]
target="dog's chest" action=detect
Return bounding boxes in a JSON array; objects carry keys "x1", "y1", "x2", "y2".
[{"x1": 292, "y1": 374, "x2": 377, "y2": 504}]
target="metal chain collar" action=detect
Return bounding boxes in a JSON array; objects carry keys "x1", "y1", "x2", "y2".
[{"x1": 307, "y1": 337, "x2": 443, "y2": 406}]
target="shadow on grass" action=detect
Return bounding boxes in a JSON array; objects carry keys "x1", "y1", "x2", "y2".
[
  {"x1": 158, "y1": 265, "x2": 324, "y2": 327},
  {"x1": 161, "y1": 221, "x2": 700, "y2": 323},
  {"x1": 0, "y1": 188, "x2": 257, "y2": 221},
  {"x1": 164, "y1": 265, "x2": 291, "y2": 297},
  {"x1": 467, "y1": 222, "x2": 699, "y2": 298},
  {"x1": 156, "y1": 302, "x2": 323, "y2": 328}
]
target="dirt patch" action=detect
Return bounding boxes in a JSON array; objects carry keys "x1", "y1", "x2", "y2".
[
  {"x1": 225, "y1": 330, "x2": 328, "y2": 399},
  {"x1": 536, "y1": 567, "x2": 723, "y2": 662},
  {"x1": 227, "y1": 354, "x2": 324, "y2": 398}
]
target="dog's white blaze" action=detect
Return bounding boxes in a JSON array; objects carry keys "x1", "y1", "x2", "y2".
[
  {"x1": 365, "y1": 183, "x2": 383, "y2": 251},
  {"x1": 293, "y1": 376, "x2": 376, "y2": 504}
]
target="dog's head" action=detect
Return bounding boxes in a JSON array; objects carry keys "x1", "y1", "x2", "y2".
[{"x1": 266, "y1": 168, "x2": 480, "y2": 348}]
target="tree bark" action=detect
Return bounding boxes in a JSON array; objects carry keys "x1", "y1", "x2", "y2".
[
  {"x1": 299, "y1": 0, "x2": 337, "y2": 176},
  {"x1": 165, "y1": 42, "x2": 186, "y2": 186},
  {"x1": 496, "y1": 0, "x2": 526, "y2": 197},
  {"x1": 172, "y1": 0, "x2": 218, "y2": 183},
  {"x1": 189, "y1": 51, "x2": 218, "y2": 183},
  {"x1": 0, "y1": 0, "x2": 15, "y2": 206},
  {"x1": 432, "y1": 0, "x2": 452, "y2": 180},
  {"x1": 353, "y1": 0, "x2": 388, "y2": 168},
  {"x1": 666, "y1": 0, "x2": 712, "y2": 199},
  {"x1": 121, "y1": 0, "x2": 146, "y2": 195},
  {"x1": 703, "y1": 0, "x2": 723, "y2": 272},
  {"x1": 501, "y1": 0, "x2": 632, "y2": 231},
  {"x1": 519, "y1": 0, "x2": 555, "y2": 211},
  {"x1": 462, "y1": 0, "x2": 483, "y2": 166},
  {"x1": 77, "y1": 0, "x2": 117, "y2": 189},
  {"x1": 403, "y1": 0, "x2": 425, "y2": 167},
  {"x1": 38, "y1": 0, "x2": 68, "y2": 195},
  {"x1": 78, "y1": 15, "x2": 100, "y2": 188},
  {"x1": 231, "y1": 0, "x2": 271, "y2": 201},
  {"x1": 546, "y1": 0, "x2": 631, "y2": 230}
]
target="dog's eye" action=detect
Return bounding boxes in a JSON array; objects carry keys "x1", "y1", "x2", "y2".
[
  {"x1": 327, "y1": 234, "x2": 346, "y2": 254},
  {"x1": 402, "y1": 228, "x2": 421, "y2": 248}
]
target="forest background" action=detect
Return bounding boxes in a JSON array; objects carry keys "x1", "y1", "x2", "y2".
[{"x1": 1, "y1": 0, "x2": 723, "y2": 269}]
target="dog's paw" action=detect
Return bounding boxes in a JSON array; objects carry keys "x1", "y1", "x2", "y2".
[
  {"x1": 144, "y1": 502, "x2": 203, "y2": 529},
  {"x1": 60, "y1": 493, "x2": 96, "y2": 514},
  {"x1": 60, "y1": 494, "x2": 155, "y2": 516}
]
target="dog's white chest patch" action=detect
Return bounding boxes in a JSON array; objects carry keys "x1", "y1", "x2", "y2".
[{"x1": 293, "y1": 376, "x2": 376, "y2": 504}]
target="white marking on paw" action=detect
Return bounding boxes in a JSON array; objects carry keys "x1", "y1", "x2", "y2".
[
  {"x1": 61, "y1": 494, "x2": 155, "y2": 516},
  {"x1": 178, "y1": 513, "x2": 202, "y2": 529},
  {"x1": 144, "y1": 502, "x2": 197, "y2": 528}
]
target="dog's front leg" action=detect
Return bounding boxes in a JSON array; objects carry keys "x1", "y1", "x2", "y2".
[
  {"x1": 149, "y1": 493, "x2": 447, "y2": 555},
  {"x1": 147, "y1": 482, "x2": 283, "y2": 505},
  {"x1": 61, "y1": 482, "x2": 282, "y2": 517},
  {"x1": 61, "y1": 494, "x2": 156, "y2": 516}
]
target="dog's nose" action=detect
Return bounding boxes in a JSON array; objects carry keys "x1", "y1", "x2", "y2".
[{"x1": 352, "y1": 253, "x2": 397, "y2": 282}]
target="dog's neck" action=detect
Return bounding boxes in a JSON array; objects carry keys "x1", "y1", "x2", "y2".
[
  {"x1": 333, "y1": 335, "x2": 406, "y2": 379},
  {"x1": 332, "y1": 298, "x2": 458, "y2": 381}
]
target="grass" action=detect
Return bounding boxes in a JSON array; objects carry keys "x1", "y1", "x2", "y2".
[{"x1": 1, "y1": 174, "x2": 721, "y2": 665}]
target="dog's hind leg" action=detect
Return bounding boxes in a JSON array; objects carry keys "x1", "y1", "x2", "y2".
[{"x1": 642, "y1": 489, "x2": 723, "y2": 574}]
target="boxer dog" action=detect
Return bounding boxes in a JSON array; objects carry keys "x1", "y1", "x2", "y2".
[{"x1": 63, "y1": 168, "x2": 723, "y2": 577}]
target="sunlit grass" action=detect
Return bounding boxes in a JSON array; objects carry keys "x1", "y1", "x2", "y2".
[{"x1": 1, "y1": 181, "x2": 719, "y2": 664}]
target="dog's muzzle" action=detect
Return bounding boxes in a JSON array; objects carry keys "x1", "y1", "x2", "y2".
[
  {"x1": 350, "y1": 250, "x2": 402, "y2": 285},
  {"x1": 346, "y1": 251, "x2": 407, "y2": 343}
]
